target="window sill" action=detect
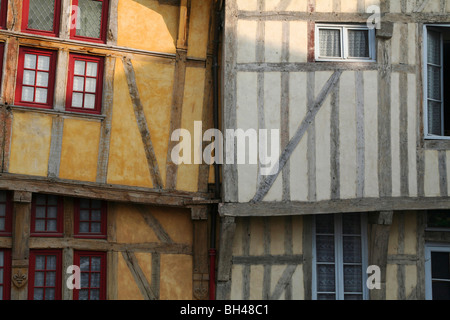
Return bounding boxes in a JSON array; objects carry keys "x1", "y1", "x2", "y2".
[{"x1": 8, "y1": 104, "x2": 106, "y2": 121}]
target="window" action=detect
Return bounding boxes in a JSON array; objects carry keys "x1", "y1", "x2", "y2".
[
  {"x1": 71, "y1": 0, "x2": 109, "y2": 43},
  {"x1": 31, "y1": 194, "x2": 64, "y2": 237},
  {"x1": 66, "y1": 54, "x2": 104, "y2": 114},
  {"x1": 0, "y1": 191, "x2": 12, "y2": 236},
  {"x1": 315, "y1": 24, "x2": 376, "y2": 62},
  {"x1": 28, "y1": 250, "x2": 62, "y2": 300},
  {"x1": 423, "y1": 25, "x2": 450, "y2": 138},
  {"x1": 425, "y1": 244, "x2": 450, "y2": 300},
  {"x1": 312, "y1": 213, "x2": 368, "y2": 300},
  {"x1": 0, "y1": 0, "x2": 8, "y2": 29},
  {"x1": 0, "y1": 250, "x2": 11, "y2": 300},
  {"x1": 74, "y1": 198, "x2": 107, "y2": 239},
  {"x1": 15, "y1": 47, "x2": 57, "y2": 109},
  {"x1": 22, "y1": 0, "x2": 61, "y2": 37},
  {"x1": 73, "y1": 251, "x2": 106, "y2": 300}
]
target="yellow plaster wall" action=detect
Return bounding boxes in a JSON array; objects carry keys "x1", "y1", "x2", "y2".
[
  {"x1": 107, "y1": 58, "x2": 153, "y2": 188},
  {"x1": 187, "y1": 0, "x2": 212, "y2": 59},
  {"x1": 58, "y1": 118, "x2": 100, "y2": 182},
  {"x1": 160, "y1": 254, "x2": 193, "y2": 300},
  {"x1": 117, "y1": 0, "x2": 178, "y2": 54},
  {"x1": 8, "y1": 112, "x2": 52, "y2": 176},
  {"x1": 118, "y1": 253, "x2": 144, "y2": 300}
]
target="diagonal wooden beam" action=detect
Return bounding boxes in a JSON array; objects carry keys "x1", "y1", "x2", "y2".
[
  {"x1": 136, "y1": 204, "x2": 173, "y2": 244},
  {"x1": 122, "y1": 57, "x2": 163, "y2": 189},
  {"x1": 270, "y1": 265, "x2": 297, "y2": 300},
  {"x1": 122, "y1": 250, "x2": 158, "y2": 300},
  {"x1": 252, "y1": 70, "x2": 343, "y2": 202}
]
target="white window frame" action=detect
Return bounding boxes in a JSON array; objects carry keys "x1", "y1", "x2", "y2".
[
  {"x1": 423, "y1": 24, "x2": 450, "y2": 140},
  {"x1": 312, "y1": 213, "x2": 369, "y2": 300},
  {"x1": 315, "y1": 24, "x2": 376, "y2": 62},
  {"x1": 425, "y1": 243, "x2": 450, "y2": 300}
]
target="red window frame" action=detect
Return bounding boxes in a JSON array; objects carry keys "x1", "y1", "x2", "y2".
[
  {"x1": 0, "y1": 249, "x2": 11, "y2": 300},
  {"x1": 74, "y1": 198, "x2": 107, "y2": 239},
  {"x1": 0, "y1": 191, "x2": 13, "y2": 237},
  {"x1": 28, "y1": 250, "x2": 62, "y2": 300},
  {"x1": 21, "y1": 0, "x2": 62, "y2": 37},
  {"x1": 70, "y1": 0, "x2": 109, "y2": 44},
  {"x1": 15, "y1": 47, "x2": 58, "y2": 109},
  {"x1": 73, "y1": 251, "x2": 106, "y2": 300},
  {"x1": 31, "y1": 194, "x2": 64, "y2": 237},
  {"x1": 66, "y1": 53, "x2": 104, "y2": 114},
  {"x1": 0, "y1": 0, "x2": 8, "y2": 29}
]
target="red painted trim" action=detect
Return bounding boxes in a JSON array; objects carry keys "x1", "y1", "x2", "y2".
[
  {"x1": 70, "y1": 0, "x2": 109, "y2": 44},
  {"x1": 14, "y1": 47, "x2": 58, "y2": 109},
  {"x1": 73, "y1": 251, "x2": 107, "y2": 300},
  {"x1": 0, "y1": 191, "x2": 13, "y2": 236},
  {"x1": 0, "y1": 0, "x2": 8, "y2": 29},
  {"x1": 0, "y1": 249, "x2": 11, "y2": 300},
  {"x1": 66, "y1": 53, "x2": 104, "y2": 115},
  {"x1": 73, "y1": 198, "x2": 107, "y2": 239},
  {"x1": 30, "y1": 194, "x2": 64, "y2": 237},
  {"x1": 28, "y1": 250, "x2": 63, "y2": 300},
  {"x1": 21, "y1": 0, "x2": 61, "y2": 37}
]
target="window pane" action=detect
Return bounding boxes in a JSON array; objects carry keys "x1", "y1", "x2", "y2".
[
  {"x1": 0, "y1": 218, "x2": 4, "y2": 231},
  {"x1": 36, "y1": 194, "x2": 46, "y2": 205},
  {"x1": 0, "y1": 192, "x2": 5, "y2": 202},
  {"x1": 319, "y1": 29, "x2": 341, "y2": 57},
  {"x1": 80, "y1": 222, "x2": 90, "y2": 233},
  {"x1": 47, "y1": 206, "x2": 57, "y2": 219},
  {"x1": 428, "y1": 30, "x2": 441, "y2": 65},
  {"x1": 47, "y1": 219, "x2": 57, "y2": 232},
  {"x1": 36, "y1": 72, "x2": 49, "y2": 87},
  {"x1": 91, "y1": 200, "x2": 102, "y2": 209},
  {"x1": 432, "y1": 281, "x2": 450, "y2": 300},
  {"x1": 37, "y1": 56, "x2": 50, "y2": 71},
  {"x1": 23, "y1": 70, "x2": 36, "y2": 86},
  {"x1": 91, "y1": 257, "x2": 101, "y2": 271},
  {"x1": 72, "y1": 92, "x2": 83, "y2": 107},
  {"x1": 317, "y1": 294, "x2": 335, "y2": 300},
  {"x1": 90, "y1": 289, "x2": 100, "y2": 300},
  {"x1": 342, "y1": 214, "x2": 361, "y2": 234},
  {"x1": 431, "y1": 252, "x2": 450, "y2": 280},
  {"x1": 79, "y1": 289, "x2": 89, "y2": 300},
  {"x1": 36, "y1": 256, "x2": 45, "y2": 269},
  {"x1": 46, "y1": 272, "x2": 56, "y2": 286},
  {"x1": 80, "y1": 210, "x2": 90, "y2": 221},
  {"x1": 0, "y1": 251, "x2": 3, "y2": 266},
  {"x1": 27, "y1": 0, "x2": 55, "y2": 32},
  {"x1": 35, "y1": 272, "x2": 44, "y2": 287},
  {"x1": 81, "y1": 273, "x2": 89, "y2": 288},
  {"x1": 33, "y1": 288, "x2": 44, "y2": 300},
  {"x1": 343, "y1": 236, "x2": 362, "y2": 263},
  {"x1": 35, "y1": 88, "x2": 48, "y2": 103},
  {"x1": 348, "y1": 30, "x2": 369, "y2": 58},
  {"x1": 80, "y1": 198, "x2": 90, "y2": 209},
  {"x1": 22, "y1": 86, "x2": 34, "y2": 102},
  {"x1": 316, "y1": 214, "x2": 334, "y2": 234},
  {"x1": 84, "y1": 94, "x2": 96, "y2": 109},
  {"x1": 35, "y1": 206, "x2": 46, "y2": 218},
  {"x1": 85, "y1": 78, "x2": 96, "y2": 93},
  {"x1": 428, "y1": 100, "x2": 442, "y2": 136},
  {"x1": 316, "y1": 235, "x2": 335, "y2": 262},
  {"x1": 47, "y1": 256, "x2": 56, "y2": 270},
  {"x1": 74, "y1": 60, "x2": 86, "y2": 75},
  {"x1": 35, "y1": 219, "x2": 45, "y2": 232},
  {"x1": 0, "y1": 204, "x2": 5, "y2": 217},
  {"x1": 0, "y1": 269, "x2": 3, "y2": 284},
  {"x1": 428, "y1": 65, "x2": 441, "y2": 100},
  {"x1": 76, "y1": 0, "x2": 103, "y2": 39},
  {"x1": 73, "y1": 76, "x2": 85, "y2": 91},
  {"x1": 86, "y1": 62, "x2": 98, "y2": 77},
  {"x1": 317, "y1": 264, "x2": 335, "y2": 292},
  {"x1": 343, "y1": 265, "x2": 362, "y2": 293},
  {"x1": 45, "y1": 288, "x2": 55, "y2": 300},
  {"x1": 47, "y1": 196, "x2": 58, "y2": 206},
  {"x1": 91, "y1": 210, "x2": 101, "y2": 221},
  {"x1": 24, "y1": 54, "x2": 37, "y2": 69},
  {"x1": 344, "y1": 294, "x2": 363, "y2": 300},
  {"x1": 91, "y1": 273, "x2": 100, "y2": 287},
  {"x1": 80, "y1": 257, "x2": 90, "y2": 271},
  {"x1": 91, "y1": 222, "x2": 101, "y2": 233}
]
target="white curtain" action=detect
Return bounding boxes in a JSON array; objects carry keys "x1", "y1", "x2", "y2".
[
  {"x1": 319, "y1": 29, "x2": 341, "y2": 57},
  {"x1": 348, "y1": 30, "x2": 369, "y2": 58}
]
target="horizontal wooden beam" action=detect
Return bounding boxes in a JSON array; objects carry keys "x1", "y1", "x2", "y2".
[
  {"x1": 220, "y1": 197, "x2": 450, "y2": 217},
  {"x1": 0, "y1": 173, "x2": 213, "y2": 207},
  {"x1": 232, "y1": 254, "x2": 303, "y2": 265}
]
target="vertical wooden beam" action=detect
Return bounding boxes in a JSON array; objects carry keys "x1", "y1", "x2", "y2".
[
  {"x1": 368, "y1": 211, "x2": 393, "y2": 300},
  {"x1": 330, "y1": 83, "x2": 340, "y2": 200},
  {"x1": 216, "y1": 216, "x2": 236, "y2": 300},
  {"x1": 177, "y1": 0, "x2": 191, "y2": 50},
  {"x1": 6, "y1": 0, "x2": 22, "y2": 32},
  {"x1": 416, "y1": 211, "x2": 426, "y2": 299},
  {"x1": 53, "y1": 50, "x2": 69, "y2": 111},
  {"x1": 242, "y1": 217, "x2": 250, "y2": 299},
  {"x1": 355, "y1": 71, "x2": 365, "y2": 198},
  {"x1": 307, "y1": 72, "x2": 316, "y2": 202},
  {"x1": 302, "y1": 215, "x2": 313, "y2": 300},
  {"x1": 11, "y1": 191, "x2": 32, "y2": 300},
  {"x1": 59, "y1": 0, "x2": 71, "y2": 39},
  {"x1": 62, "y1": 247, "x2": 74, "y2": 300},
  {"x1": 281, "y1": 21, "x2": 290, "y2": 202},
  {"x1": 47, "y1": 116, "x2": 64, "y2": 178},
  {"x1": 107, "y1": 202, "x2": 118, "y2": 300},
  {"x1": 121, "y1": 250, "x2": 157, "y2": 300},
  {"x1": 2, "y1": 36, "x2": 19, "y2": 105},
  {"x1": 106, "y1": 0, "x2": 119, "y2": 46},
  {"x1": 192, "y1": 206, "x2": 209, "y2": 300}
]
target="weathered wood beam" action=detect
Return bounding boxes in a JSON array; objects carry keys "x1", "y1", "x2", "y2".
[
  {"x1": 122, "y1": 250, "x2": 157, "y2": 300},
  {"x1": 232, "y1": 254, "x2": 303, "y2": 265},
  {"x1": 270, "y1": 265, "x2": 297, "y2": 300},
  {"x1": 192, "y1": 216, "x2": 209, "y2": 300},
  {"x1": 216, "y1": 216, "x2": 236, "y2": 300},
  {"x1": 47, "y1": 116, "x2": 64, "y2": 178},
  {"x1": 136, "y1": 204, "x2": 174, "y2": 244},
  {"x1": 106, "y1": 0, "x2": 119, "y2": 46},
  {"x1": 122, "y1": 57, "x2": 163, "y2": 189},
  {"x1": 6, "y1": 0, "x2": 22, "y2": 32},
  {"x1": 176, "y1": 0, "x2": 191, "y2": 50}
]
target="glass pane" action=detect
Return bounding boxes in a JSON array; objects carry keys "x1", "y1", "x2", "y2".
[
  {"x1": 318, "y1": 294, "x2": 335, "y2": 300},
  {"x1": 343, "y1": 265, "x2": 362, "y2": 293},
  {"x1": 35, "y1": 219, "x2": 45, "y2": 232},
  {"x1": 37, "y1": 56, "x2": 50, "y2": 71},
  {"x1": 91, "y1": 210, "x2": 101, "y2": 221},
  {"x1": 85, "y1": 78, "x2": 96, "y2": 93},
  {"x1": 316, "y1": 214, "x2": 334, "y2": 234},
  {"x1": 80, "y1": 210, "x2": 90, "y2": 221},
  {"x1": 35, "y1": 272, "x2": 44, "y2": 286},
  {"x1": 45, "y1": 288, "x2": 55, "y2": 300},
  {"x1": 90, "y1": 289, "x2": 100, "y2": 300},
  {"x1": 432, "y1": 281, "x2": 450, "y2": 300},
  {"x1": 35, "y1": 88, "x2": 48, "y2": 103},
  {"x1": 24, "y1": 54, "x2": 37, "y2": 69},
  {"x1": 86, "y1": 62, "x2": 98, "y2": 77},
  {"x1": 36, "y1": 194, "x2": 46, "y2": 205},
  {"x1": 342, "y1": 214, "x2": 361, "y2": 234},
  {"x1": 0, "y1": 192, "x2": 5, "y2": 202},
  {"x1": 81, "y1": 273, "x2": 89, "y2": 288},
  {"x1": 343, "y1": 236, "x2": 362, "y2": 263},
  {"x1": 73, "y1": 76, "x2": 85, "y2": 91},
  {"x1": 35, "y1": 256, "x2": 45, "y2": 270},
  {"x1": 0, "y1": 218, "x2": 4, "y2": 231},
  {"x1": 344, "y1": 294, "x2": 363, "y2": 300},
  {"x1": 317, "y1": 264, "x2": 336, "y2": 292},
  {"x1": 319, "y1": 29, "x2": 341, "y2": 57},
  {"x1": 0, "y1": 204, "x2": 5, "y2": 216},
  {"x1": 91, "y1": 200, "x2": 102, "y2": 209},
  {"x1": 36, "y1": 72, "x2": 49, "y2": 87},
  {"x1": 27, "y1": 0, "x2": 55, "y2": 32},
  {"x1": 47, "y1": 219, "x2": 57, "y2": 232},
  {"x1": 84, "y1": 94, "x2": 96, "y2": 109},
  {"x1": 46, "y1": 271, "x2": 56, "y2": 286},
  {"x1": 0, "y1": 251, "x2": 3, "y2": 266},
  {"x1": 47, "y1": 206, "x2": 57, "y2": 219},
  {"x1": 47, "y1": 256, "x2": 56, "y2": 270},
  {"x1": 74, "y1": 60, "x2": 86, "y2": 75},
  {"x1": 80, "y1": 198, "x2": 90, "y2": 209},
  {"x1": 23, "y1": 70, "x2": 36, "y2": 86},
  {"x1": 428, "y1": 100, "x2": 442, "y2": 136},
  {"x1": 47, "y1": 196, "x2": 58, "y2": 206},
  {"x1": 91, "y1": 257, "x2": 101, "y2": 271},
  {"x1": 79, "y1": 289, "x2": 89, "y2": 300},
  {"x1": 428, "y1": 65, "x2": 441, "y2": 100},
  {"x1": 33, "y1": 288, "x2": 44, "y2": 300},
  {"x1": 348, "y1": 29, "x2": 369, "y2": 58},
  {"x1": 91, "y1": 222, "x2": 101, "y2": 233},
  {"x1": 428, "y1": 30, "x2": 441, "y2": 65},
  {"x1": 316, "y1": 235, "x2": 335, "y2": 263},
  {"x1": 80, "y1": 222, "x2": 90, "y2": 233},
  {"x1": 76, "y1": 0, "x2": 103, "y2": 39},
  {"x1": 0, "y1": 269, "x2": 3, "y2": 284},
  {"x1": 91, "y1": 273, "x2": 100, "y2": 287},
  {"x1": 72, "y1": 92, "x2": 83, "y2": 107},
  {"x1": 35, "y1": 206, "x2": 46, "y2": 218},
  {"x1": 0, "y1": 287, "x2": 3, "y2": 300},
  {"x1": 431, "y1": 252, "x2": 450, "y2": 280},
  {"x1": 21, "y1": 86, "x2": 34, "y2": 102},
  {"x1": 80, "y1": 257, "x2": 90, "y2": 271}
]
